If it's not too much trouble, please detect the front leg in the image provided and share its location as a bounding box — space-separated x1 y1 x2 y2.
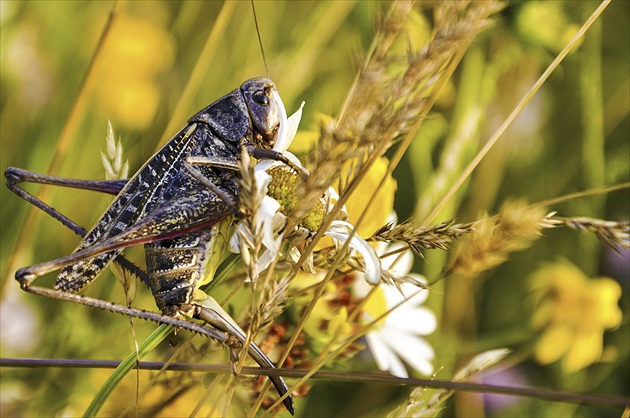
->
248 146 308 178
183 159 239 215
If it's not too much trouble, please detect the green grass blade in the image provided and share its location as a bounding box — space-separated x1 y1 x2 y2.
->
84 252 240 417
83 324 173 418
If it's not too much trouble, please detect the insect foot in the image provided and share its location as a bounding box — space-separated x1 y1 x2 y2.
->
15 268 36 286
188 302 296 415
4 167 20 186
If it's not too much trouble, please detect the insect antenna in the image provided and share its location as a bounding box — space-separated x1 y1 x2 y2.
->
250 0 269 78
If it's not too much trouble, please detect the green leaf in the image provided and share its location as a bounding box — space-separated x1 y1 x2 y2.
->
83 324 173 418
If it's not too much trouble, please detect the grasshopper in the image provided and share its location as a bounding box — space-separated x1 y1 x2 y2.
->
5 77 298 414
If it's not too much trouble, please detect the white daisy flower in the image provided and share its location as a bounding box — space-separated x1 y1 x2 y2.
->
231 92 383 285
353 244 436 378
229 95 304 275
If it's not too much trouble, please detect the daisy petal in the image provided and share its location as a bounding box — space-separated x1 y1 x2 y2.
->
388 307 437 335
384 330 435 375
365 332 391 370
380 243 414 274
271 89 289 153
366 332 409 378
325 221 382 284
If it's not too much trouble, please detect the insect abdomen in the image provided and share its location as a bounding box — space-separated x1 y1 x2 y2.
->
145 228 215 316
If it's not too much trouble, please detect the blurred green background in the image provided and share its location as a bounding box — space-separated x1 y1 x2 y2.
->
1 1 627 416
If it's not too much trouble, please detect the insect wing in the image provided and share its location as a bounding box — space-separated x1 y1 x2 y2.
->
55 123 201 292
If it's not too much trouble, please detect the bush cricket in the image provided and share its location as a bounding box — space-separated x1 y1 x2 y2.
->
6 77 297 415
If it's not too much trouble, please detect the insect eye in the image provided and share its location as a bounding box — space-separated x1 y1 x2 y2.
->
253 90 269 105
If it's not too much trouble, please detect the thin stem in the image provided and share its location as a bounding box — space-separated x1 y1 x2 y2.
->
2 358 626 409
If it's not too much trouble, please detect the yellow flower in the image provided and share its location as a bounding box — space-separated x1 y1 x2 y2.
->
288 112 396 242
95 15 175 130
529 261 622 373
291 273 357 354
516 1 581 53
344 156 397 238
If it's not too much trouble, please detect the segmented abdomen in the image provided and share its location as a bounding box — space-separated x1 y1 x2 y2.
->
145 227 216 317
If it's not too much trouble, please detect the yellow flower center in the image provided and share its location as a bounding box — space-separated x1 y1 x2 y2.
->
267 166 324 232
